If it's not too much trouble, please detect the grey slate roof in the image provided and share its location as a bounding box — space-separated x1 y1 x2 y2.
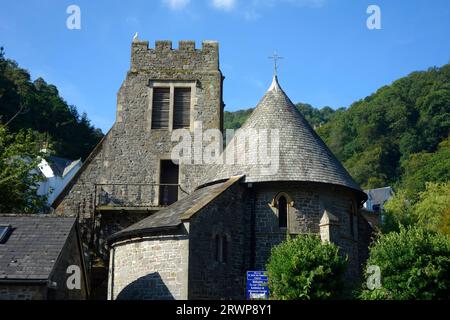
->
364 187 393 206
0 215 76 281
109 177 241 242
48 155 80 178
201 76 366 199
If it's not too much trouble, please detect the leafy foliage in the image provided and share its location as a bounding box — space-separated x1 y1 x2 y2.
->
0 48 103 160
266 235 347 300
384 182 450 235
317 64 450 189
399 137 450 201
381 189 414 232
223 109 254 130
383 181 450 235
224 63 450 190
295 103 339 129
0 125 48 213
223 103 337 131
360 227 450 300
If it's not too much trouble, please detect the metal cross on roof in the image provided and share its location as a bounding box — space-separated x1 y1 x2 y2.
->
269 52 283 76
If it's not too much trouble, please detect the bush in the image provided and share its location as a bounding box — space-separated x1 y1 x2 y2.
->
382 181 450 235
0 126 48 213
360 226 450 299
266 235 348 300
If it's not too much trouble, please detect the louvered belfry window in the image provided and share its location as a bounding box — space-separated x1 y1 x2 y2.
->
152 88 170 129
173 88 191 129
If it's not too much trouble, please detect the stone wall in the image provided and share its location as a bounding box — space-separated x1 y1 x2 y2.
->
55 40 223 214
53 40 223 265
254 182 319 270
186 180 366 298
108 229 189 300
188 182 249 299
107 179 370 300
0 284 46 300
48 224 88 300
252 181 361 283
322 191 360 284
357 210 375 274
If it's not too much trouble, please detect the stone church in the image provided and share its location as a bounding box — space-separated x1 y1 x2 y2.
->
52 39 372 300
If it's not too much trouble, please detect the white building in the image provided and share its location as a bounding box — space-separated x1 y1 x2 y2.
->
363 186 394 213
37 155 82 206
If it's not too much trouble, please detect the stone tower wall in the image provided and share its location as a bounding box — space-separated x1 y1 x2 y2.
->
108 229 189 300
252 182 362 282
53 40 223 264
187 182 249 299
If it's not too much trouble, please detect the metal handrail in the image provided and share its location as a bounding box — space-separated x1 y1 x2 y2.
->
94 183 186 208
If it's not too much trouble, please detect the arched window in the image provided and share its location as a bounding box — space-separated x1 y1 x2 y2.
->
278 196 288 229
272 192 292 230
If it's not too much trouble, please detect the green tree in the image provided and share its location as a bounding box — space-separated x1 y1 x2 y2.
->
413 182 450 234
266 235 347 300
0 49 103 161
360 227 450 300
0 125 48 213
223 103 336 130
383 182 450 235
223 109 254 130
400 137 450 200
318 63 450 189
382 189 414 233
295 103 337 128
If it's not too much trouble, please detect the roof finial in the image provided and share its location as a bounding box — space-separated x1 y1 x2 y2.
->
269 52 283 76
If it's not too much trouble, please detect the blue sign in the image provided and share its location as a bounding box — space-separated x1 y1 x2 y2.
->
246 271 269 300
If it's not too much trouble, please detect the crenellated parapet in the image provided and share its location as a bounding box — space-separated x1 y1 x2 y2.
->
130 40 219 73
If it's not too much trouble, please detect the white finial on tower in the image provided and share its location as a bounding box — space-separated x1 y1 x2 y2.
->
268 74 281 92
133 32 139 42
268 52 283 92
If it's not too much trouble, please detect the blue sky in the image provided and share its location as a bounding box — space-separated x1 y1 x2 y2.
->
1 0 449 132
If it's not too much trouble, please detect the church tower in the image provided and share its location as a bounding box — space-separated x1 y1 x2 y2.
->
118 39 224 194
52 39 224 295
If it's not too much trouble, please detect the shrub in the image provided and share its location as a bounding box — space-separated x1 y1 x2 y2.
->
382 181 450 235
360 226 450 299
266 235 347 300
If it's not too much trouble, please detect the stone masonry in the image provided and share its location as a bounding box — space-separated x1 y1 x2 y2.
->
52 39 372 299
53 40 224 267
251 181 361 281
188 180 249 299
108 230 189 300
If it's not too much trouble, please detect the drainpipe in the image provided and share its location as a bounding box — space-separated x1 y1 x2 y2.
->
107 245 115 300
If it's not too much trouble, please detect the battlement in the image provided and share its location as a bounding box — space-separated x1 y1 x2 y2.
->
130 40 220 73
132 40 218 51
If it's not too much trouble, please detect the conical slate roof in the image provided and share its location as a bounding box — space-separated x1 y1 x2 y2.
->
201 76 365 198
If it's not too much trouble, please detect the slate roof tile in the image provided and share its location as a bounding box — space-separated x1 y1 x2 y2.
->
200 76 366 200
109 177 241 242
0 215 76 281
